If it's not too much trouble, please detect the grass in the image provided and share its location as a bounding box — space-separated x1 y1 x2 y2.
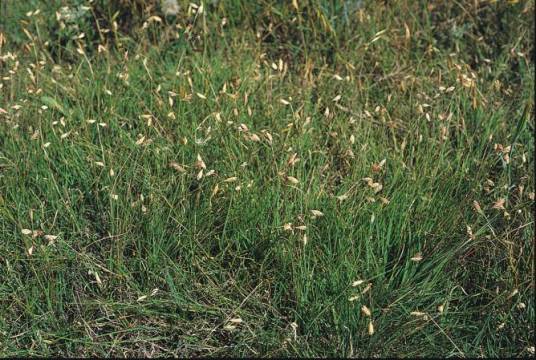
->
0 0 534 357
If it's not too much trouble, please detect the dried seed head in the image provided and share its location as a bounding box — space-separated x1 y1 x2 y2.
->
289 321 298 341
362 177 374 186
136 136 146 145
371 159 386 173
361 305 372 317
370 183 383 194
361 283 372 294
264 131 273 144
411 253 423 262
287 153 300 167
286 176 299 185
310 210 324 217
280 98 290 105
410 311 426 317
31 230 44 239
473 200 482 213
169 162 187 173
212 184 219 197
492 198 506 210
379 197 390 205
94 272 102 286
195 154 206 169
466 226 475 240
44 234 58 243
352 280 364 287
368 321 374 335
508 289 519 298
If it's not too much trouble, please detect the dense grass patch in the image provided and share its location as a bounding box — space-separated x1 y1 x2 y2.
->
0 0 534 357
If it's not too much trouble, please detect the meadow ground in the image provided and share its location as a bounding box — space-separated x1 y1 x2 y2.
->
0 0 534 357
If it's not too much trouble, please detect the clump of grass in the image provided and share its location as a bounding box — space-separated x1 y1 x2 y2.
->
0 0 534 357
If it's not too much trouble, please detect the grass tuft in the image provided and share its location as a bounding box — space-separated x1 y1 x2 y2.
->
0 0 534 357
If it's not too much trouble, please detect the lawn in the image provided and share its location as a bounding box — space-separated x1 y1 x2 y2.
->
0 0 534 357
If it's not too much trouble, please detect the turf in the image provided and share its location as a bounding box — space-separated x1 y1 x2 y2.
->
0 0 534 357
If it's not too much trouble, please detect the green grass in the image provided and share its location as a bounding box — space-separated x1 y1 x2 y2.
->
0 0 534 357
